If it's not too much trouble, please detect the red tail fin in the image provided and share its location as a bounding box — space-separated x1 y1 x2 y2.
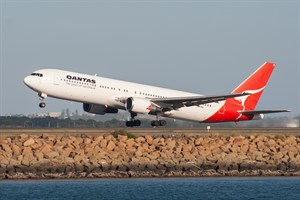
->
231 62 275 110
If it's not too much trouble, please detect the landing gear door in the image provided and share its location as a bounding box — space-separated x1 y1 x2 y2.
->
54 74 60 85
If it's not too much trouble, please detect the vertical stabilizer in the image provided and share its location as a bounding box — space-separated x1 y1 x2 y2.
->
231 62 275 110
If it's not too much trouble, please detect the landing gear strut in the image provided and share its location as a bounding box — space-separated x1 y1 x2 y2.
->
126 112 141 127
38 93 47 108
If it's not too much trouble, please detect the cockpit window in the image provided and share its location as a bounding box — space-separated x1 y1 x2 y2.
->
31 73 43 77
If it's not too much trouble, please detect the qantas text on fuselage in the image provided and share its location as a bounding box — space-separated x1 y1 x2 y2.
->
24 62 290 127
66 75 96 84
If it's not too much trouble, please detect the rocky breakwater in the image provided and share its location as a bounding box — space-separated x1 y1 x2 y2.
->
1 132 300 179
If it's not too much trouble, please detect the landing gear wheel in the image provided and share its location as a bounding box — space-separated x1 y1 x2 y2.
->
159 120 166 126
151 120 167 127
135 120 141 126
151 120 160 127
126 121 133 127
39 102 46 108
126 120 141 127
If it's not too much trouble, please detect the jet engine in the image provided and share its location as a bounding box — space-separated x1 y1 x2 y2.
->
125 97 157 114
83 103 118 115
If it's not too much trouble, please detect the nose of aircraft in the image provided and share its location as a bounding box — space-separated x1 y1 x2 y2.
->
23 76 32 87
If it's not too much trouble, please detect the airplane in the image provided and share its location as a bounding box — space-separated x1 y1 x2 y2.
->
24 62 290 127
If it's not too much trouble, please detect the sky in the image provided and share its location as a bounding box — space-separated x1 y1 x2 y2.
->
0 0 299 117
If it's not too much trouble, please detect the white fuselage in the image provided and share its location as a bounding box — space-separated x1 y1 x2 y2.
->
24 69 224 122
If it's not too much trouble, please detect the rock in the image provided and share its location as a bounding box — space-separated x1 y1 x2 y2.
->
93 135 104 142
22 147 32 155
126 138 136 145
106 141 116 151
21 156 31 167
212 147 222 156
164 139 176 150
65 165 75 174
182 144 193 153
135 137 145 143
1 143 12 153
145 136 153 145
40 144 52 154
288 162 300 170
6 166 16 176
104 134 114 141
146 151 160 160
277 163 287 171
100 139 107 149
220 143 231 153
19 134 29 140
117 134 128 142
45 151 60 159
285 136 297 146
0 158 10 166
31 142 43 150
1 133 299 179
84 138 92 144
9 158 21 166
135 149 143 157
194 137 203 146
34 151 44 161
217 161 229 171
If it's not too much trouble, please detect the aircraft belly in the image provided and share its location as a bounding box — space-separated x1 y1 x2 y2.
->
164 102 225 122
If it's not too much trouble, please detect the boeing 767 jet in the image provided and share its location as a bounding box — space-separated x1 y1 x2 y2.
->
24 62 290 127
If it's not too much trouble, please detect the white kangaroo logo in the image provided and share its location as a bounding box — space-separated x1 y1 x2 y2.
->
234 86 265 120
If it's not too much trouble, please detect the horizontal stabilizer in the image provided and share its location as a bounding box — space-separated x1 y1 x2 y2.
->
238 110 291 115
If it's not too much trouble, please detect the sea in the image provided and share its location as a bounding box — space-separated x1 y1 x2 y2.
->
0 177 300 200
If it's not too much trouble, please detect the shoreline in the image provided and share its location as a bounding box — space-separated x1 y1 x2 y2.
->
2 170 300 180
2 175 300 183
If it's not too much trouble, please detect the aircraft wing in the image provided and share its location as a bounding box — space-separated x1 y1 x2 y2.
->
238 110 291 115
150 92 249 110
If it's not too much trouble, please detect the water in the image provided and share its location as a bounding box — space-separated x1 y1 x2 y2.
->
1 178 300 200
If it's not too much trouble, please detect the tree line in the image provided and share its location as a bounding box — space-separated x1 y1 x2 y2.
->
0 115 299 128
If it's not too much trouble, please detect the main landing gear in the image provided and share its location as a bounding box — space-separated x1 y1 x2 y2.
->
38 93 47 108
151 119 166 127
126 112 141 127
125 112 167 127
151 114 166 127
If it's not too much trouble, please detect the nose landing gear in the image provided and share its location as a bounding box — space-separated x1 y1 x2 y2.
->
39 102 46 108
38 93 47 108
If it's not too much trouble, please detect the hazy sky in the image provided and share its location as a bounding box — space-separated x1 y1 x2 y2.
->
1 1 299 117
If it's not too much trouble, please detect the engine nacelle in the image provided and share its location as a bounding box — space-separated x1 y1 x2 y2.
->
83 103 118 115
125 97 156 114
